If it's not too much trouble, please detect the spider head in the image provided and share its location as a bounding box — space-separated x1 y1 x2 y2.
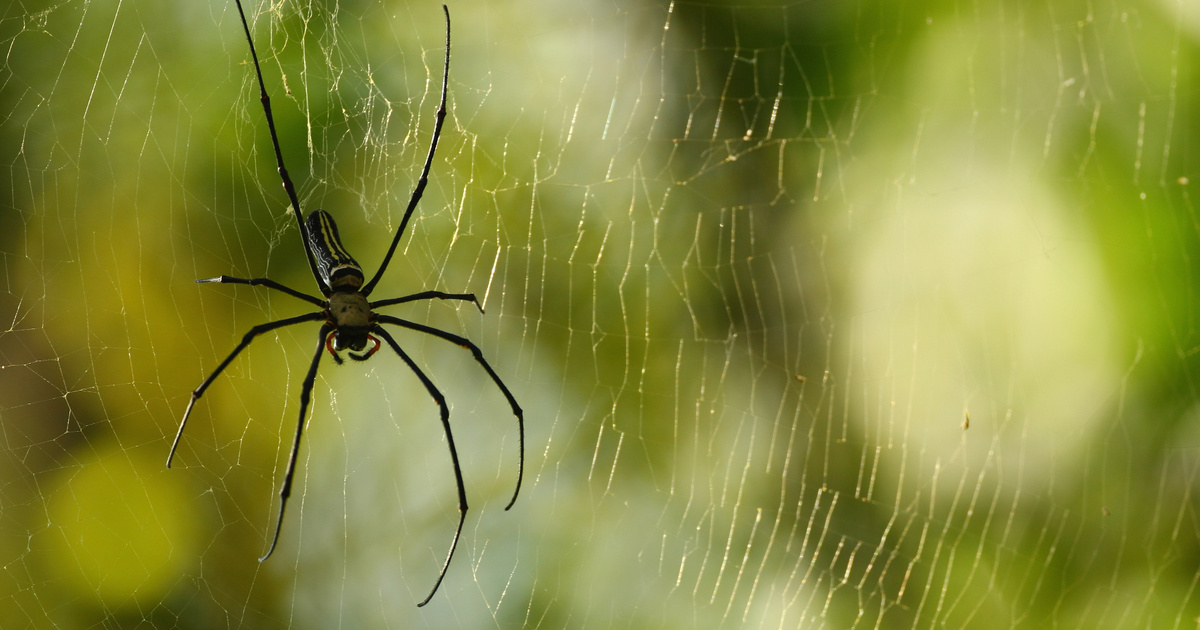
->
325 327 380 364
336 326 374 352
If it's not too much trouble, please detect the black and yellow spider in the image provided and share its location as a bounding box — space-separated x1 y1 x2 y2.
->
166 1 523 607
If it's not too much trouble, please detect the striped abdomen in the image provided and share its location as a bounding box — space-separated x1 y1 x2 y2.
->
305 210 364 291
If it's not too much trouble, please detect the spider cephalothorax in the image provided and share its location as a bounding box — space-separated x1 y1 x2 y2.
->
166 2 523 608
325 290 376 361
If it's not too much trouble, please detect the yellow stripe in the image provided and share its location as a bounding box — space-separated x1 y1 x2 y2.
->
313 211 357 268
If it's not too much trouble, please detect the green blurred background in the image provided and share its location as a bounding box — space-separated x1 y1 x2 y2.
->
1 0 1197 627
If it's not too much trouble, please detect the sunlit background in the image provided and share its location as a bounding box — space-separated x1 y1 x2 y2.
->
2 0 1198 627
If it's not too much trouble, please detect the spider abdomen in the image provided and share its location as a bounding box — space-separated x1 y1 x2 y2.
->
306 209 364 291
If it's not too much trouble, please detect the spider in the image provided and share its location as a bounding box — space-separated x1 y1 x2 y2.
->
166 1 523 607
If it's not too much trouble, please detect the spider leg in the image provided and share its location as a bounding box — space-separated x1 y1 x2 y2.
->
371 291 483 313
197 275 326 308
260 322 333 562
375 314 523 510
232 0 329 296
167 311 326 468
373 325 466 607
362 5 451 297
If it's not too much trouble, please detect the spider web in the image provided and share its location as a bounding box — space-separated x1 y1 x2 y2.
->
1 0 1198 627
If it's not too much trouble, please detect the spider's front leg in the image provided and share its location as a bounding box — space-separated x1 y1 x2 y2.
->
260 322 334 561
372 325 466 607
375 314 525 510
167 311 325 468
